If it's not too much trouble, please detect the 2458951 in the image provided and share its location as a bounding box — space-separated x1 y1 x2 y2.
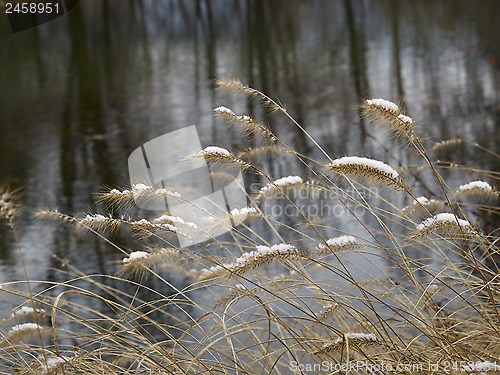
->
5 2 60 14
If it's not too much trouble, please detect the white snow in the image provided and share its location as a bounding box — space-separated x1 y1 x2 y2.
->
402 196 438 211
154 189 181 198
230 207 257 217
329 156 399 179
153 215 197 228
416 197 433 204
8 323 43 334
132 183 152 192
345 332 377 340
397 114 413 124
12 306 45 317
426 283 440 294
237 114 251 121
117 187 180 197
214 106 235 116
83 214 108 222
260 176 303 193
202 146 231 157
317 235 358 250
200 243 298 277
329 333 378 346
459 181 493 191
131 219 177 232
109 188 131 195
123 251 149 263
416 213 471 231
131 219 150 225
40 355 75 372
366 98 399 113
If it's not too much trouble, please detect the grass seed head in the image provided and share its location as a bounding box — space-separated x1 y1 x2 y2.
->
328 156 407 191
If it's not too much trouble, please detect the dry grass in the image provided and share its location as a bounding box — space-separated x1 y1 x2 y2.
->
1 82 499 374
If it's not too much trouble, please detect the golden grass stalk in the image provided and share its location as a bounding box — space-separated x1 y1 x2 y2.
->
315 333 379 354
187 146 252 169
237 144 287 161
401 196 444 217
122 248 180 278
214 105 278 144
327 156 407 191
78 213 120 232
213 284 250 309
10 306 46 321
216 80 280 112
412 212 476 239
315 235 365 256
0 323 51 347
99 185 182 210
361 98 416 140
199 243 303 280
129 219 177 234
257 175 305 200
0 186 17 222
315 303 339 322
455 181 499 204
432 138 463 155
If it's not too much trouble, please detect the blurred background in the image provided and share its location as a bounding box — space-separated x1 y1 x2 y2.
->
0 0 499 319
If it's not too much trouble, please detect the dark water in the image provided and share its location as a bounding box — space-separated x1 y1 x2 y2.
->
0 0 499 319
